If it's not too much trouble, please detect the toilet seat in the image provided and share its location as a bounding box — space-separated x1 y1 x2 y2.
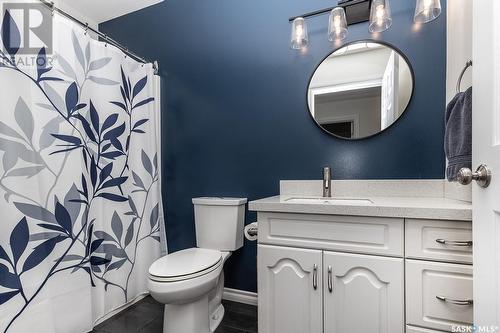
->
149 248 223 283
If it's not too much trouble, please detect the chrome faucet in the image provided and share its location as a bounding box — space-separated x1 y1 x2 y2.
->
323 167 332 198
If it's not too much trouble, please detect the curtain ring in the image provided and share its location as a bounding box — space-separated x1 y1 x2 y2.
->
84 23 89 35
104 34 108 47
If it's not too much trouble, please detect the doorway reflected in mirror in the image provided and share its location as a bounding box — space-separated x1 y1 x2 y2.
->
308 40 414 140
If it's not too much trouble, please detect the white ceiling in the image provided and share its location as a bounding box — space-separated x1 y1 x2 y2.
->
57 0 164 24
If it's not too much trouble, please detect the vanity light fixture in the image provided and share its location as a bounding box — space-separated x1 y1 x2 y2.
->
414 0 441 23
328 7 348 41
290 17 309 49
289 0 442 50
368 0 392 33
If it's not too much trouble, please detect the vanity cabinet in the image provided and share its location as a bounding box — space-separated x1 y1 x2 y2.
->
258 244 404 333
256 212 473 333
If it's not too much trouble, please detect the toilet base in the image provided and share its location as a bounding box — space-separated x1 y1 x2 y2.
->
164 295 209 333
209 304 225 333
162 296 225 333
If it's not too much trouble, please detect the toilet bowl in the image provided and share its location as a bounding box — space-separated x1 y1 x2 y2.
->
148 197 247 333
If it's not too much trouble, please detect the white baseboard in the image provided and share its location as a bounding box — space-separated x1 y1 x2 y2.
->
223 288 258 306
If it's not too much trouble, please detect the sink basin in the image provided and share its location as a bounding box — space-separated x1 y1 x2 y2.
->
285 197 373 205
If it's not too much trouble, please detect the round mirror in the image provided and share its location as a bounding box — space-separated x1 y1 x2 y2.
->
307 40 414 140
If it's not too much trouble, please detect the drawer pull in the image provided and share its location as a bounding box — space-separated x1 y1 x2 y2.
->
327 266 333 293
435 239 473 247
436 295 473 305
313 264 318 290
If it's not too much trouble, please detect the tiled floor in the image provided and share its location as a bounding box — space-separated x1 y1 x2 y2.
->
91 296 257 333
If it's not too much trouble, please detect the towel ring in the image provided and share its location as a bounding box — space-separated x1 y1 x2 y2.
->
456 60 472 94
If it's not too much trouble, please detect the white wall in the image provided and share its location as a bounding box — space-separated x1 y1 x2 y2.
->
447 0 472 102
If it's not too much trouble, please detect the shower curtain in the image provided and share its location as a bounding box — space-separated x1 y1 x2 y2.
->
0 11 166 333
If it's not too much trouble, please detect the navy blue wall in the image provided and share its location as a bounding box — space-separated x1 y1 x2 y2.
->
101 0 446 293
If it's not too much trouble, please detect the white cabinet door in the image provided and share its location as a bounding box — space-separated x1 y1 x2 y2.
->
323 251 404 333
258 244 323 333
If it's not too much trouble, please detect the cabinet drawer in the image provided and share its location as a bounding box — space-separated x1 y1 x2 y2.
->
258 212 404 257
406 260 473 332
406 325 442 333
406 219 472 264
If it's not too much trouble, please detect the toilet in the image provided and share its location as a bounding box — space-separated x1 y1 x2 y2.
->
148 197 247 333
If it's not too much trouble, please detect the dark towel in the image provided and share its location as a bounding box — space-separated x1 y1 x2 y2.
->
445 87 472 181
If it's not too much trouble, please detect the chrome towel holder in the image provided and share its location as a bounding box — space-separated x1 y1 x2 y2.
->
456 60 473 94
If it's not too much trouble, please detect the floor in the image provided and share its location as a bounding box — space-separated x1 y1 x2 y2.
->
91 296 258 333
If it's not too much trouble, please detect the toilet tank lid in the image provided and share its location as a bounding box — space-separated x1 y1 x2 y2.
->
192 197 247 206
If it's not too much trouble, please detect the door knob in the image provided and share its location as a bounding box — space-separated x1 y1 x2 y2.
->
457 164 491 188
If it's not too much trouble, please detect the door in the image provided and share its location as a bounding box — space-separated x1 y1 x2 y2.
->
381 51 399 129
472 0 500 326
323 251 404 333
258 245 323 333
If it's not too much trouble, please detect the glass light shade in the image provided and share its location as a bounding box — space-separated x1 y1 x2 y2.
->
369 0 392 33
414 0 441 23
328 7 348 41
290 17 308 50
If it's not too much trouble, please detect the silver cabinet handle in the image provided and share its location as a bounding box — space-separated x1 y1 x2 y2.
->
312 264 318 290
436 239 473 247
327 266 333 293
436 296 473 306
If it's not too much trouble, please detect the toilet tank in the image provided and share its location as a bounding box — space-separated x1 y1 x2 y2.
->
192 197 247 251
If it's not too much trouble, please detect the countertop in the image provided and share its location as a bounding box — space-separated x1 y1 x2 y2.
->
248 195 472 221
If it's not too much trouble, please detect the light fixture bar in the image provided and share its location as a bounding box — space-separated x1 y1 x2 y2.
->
289 0 371 24
289 6 336 23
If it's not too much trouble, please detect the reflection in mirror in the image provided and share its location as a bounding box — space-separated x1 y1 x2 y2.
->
307 41 414 139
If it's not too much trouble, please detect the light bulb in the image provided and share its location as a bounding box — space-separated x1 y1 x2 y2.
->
376 5 385 25
328 7 348 41
369 0 392 33
290 17 308 50
414 0 441 23
334 17 341 29
424 0 432 11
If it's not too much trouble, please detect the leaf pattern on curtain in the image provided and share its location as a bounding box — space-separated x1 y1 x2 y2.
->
0 12 162 333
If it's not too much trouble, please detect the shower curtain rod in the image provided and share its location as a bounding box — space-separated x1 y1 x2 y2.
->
39 0 159 74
